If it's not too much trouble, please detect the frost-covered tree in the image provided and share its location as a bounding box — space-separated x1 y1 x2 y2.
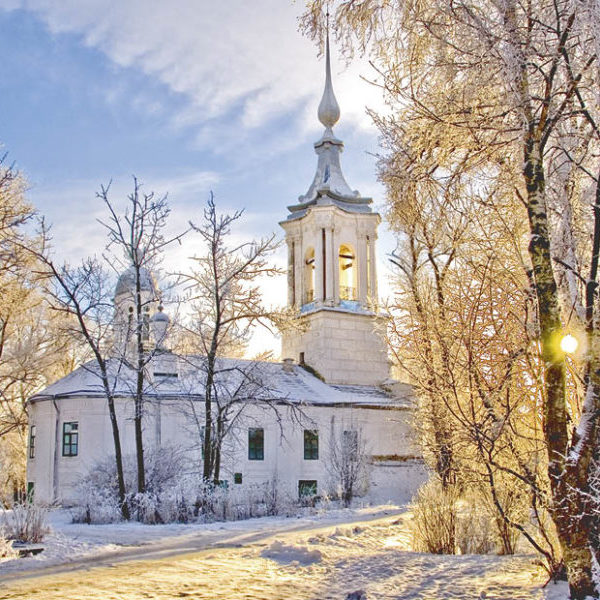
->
96 178 185 495
0 157 76 504
180 195 293 484
326 418 369 506
302 1 600 596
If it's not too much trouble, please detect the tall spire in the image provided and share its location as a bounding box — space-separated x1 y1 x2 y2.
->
284 11 373 217
317 19 340 135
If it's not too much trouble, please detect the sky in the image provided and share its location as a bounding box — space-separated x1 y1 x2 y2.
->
0 0 396 356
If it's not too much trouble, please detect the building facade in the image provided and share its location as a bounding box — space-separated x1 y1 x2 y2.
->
26 37 426 508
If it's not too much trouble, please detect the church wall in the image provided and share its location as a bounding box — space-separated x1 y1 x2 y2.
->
27 394 424 506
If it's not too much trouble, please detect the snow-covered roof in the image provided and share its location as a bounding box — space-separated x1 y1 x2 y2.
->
29 356 412 409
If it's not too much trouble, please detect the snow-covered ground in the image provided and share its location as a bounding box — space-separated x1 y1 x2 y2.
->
0 506 570 599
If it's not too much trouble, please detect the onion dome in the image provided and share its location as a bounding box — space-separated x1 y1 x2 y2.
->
114 266 158 299
285 26 373 220
150 305 170 348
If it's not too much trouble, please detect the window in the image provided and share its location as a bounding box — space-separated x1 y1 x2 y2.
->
62 422 79 457
248 428 264 460
29 425 36 459
27 482 34 502
200 425 205 459
234 472 243 484
304 247 315 304
339 244 357 300
298 480 317 498
304 430 319 460
142 307 151 342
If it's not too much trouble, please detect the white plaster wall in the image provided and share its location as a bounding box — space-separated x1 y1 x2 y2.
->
27 396 423 506
282 309 390 385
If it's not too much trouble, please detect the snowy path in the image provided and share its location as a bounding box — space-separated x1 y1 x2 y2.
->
0 509 562 599
0 507 405 582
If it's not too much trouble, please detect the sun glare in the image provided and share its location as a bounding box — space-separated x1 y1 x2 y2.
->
560 334 578 354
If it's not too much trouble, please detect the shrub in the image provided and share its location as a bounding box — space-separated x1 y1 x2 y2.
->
410 479 458 554
455 498 495 555
485 486 526 555
0 533 17 561
72 447 189 524
1 503 49 543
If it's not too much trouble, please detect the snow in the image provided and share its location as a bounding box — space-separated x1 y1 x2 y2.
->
260 540 323 565
0 506 569 599
0 505 402 575
31 356 408 408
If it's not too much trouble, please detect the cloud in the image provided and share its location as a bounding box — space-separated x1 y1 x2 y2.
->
28 169 219 264
1 0 385 146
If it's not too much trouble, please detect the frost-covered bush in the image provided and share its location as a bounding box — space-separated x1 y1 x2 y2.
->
73 447 191 524
74 452 320 525
0 533 17 561
455 498 495 555
410 479 458 554
71 478 123 524
193 478 296 522
1 503 49 543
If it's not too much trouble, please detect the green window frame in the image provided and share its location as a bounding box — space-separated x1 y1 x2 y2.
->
298 480 317 498
29 425 36 459
248 428 264 460
62 421 79 457
303 429 319 460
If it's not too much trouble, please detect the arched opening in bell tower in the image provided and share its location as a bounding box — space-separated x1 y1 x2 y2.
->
304 247 315 304
338 244 357 301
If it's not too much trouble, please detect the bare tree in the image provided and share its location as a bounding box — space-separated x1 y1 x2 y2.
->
326 417 369 507
31 253 131 519
97 178 186 494
181 195 291 484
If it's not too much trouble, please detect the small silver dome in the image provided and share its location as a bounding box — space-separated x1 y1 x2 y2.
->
151 307 170 323
114 266 158 298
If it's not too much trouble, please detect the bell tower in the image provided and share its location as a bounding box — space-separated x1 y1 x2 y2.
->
280 32 389 386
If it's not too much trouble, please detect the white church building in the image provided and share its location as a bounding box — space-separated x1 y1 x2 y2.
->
26 39 426 507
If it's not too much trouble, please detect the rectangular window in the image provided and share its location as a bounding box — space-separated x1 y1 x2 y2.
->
27 482 34 502
62 421 79 457
234 472 243 484
303 429 319 460
29 425 36 459
298 480 317 499
248 428 264 460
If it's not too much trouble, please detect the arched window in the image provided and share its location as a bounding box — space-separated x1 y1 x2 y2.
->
127 306 134 333
142 307 151 342
304 247 315 304
339 244 357 300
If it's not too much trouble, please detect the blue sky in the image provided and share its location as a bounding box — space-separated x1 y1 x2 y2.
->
0 0 395 355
